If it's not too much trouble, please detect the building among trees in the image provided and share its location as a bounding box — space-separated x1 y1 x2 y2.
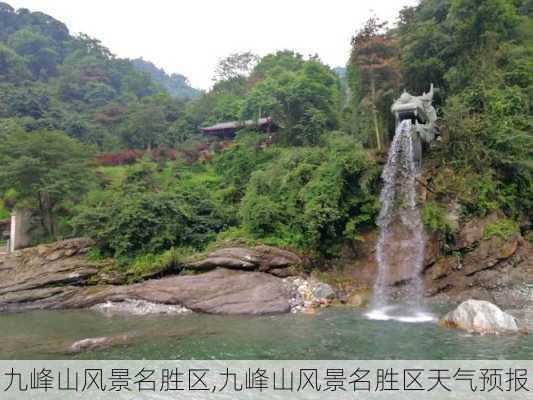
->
200 117 276 139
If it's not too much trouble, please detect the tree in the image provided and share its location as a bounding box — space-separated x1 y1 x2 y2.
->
0 130 91 238
0 43 30 81
7 28 59 78
119 93 182 149
251 50 305 80
242 57 340 145
213 51 258 82
349 17 400 150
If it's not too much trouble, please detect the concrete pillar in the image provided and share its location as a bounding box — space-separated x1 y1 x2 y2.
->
9 213 15 252
9 209 32 252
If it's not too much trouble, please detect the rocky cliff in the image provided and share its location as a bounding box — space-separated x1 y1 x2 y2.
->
336 213 532 310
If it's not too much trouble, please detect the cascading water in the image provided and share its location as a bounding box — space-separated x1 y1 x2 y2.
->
366 119 435 323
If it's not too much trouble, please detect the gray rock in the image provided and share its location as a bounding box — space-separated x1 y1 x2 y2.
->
439 299 520 334
0 239 296 315
69 335 132 353
190 256 257 270
451 213 499 250
312 283 336 300
462 235 519 276
186 245 302 273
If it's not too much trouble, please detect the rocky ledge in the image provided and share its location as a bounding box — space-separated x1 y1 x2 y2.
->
0 239 335 315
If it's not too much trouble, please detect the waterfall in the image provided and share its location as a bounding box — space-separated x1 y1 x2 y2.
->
366 120 434 323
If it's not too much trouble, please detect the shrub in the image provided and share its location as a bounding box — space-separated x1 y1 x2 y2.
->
483 219 519 241
421 201 455 233
237 132 379 255
72 162 228 258
125 247 189 282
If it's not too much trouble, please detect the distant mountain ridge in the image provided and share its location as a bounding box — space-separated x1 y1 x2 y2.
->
132 58 200 100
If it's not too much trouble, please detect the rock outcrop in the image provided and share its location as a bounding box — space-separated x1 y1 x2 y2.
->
186 245 302 277
70 269 293 315
423 216 531 307
0 239 298 315
0 238 102 310
334 214 532 309
439 299 520 334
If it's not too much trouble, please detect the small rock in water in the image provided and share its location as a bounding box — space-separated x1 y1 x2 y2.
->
69 335 129 352
439 299 520 335
91 299 190 316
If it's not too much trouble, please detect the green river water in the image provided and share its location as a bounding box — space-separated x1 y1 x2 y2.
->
1 307 531 359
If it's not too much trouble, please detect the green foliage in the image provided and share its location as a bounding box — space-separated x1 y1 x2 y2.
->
421 201 455 233
213 51 258 82
7 28 59 78
243 57 340 145
131 58 200 100
124 247 189 282
0 199 9 220
400 0 532 220
0 130 92 238
238 133 379 255
0 6 190 150
483 218 519 240
214 132 277 196
72 161 228 259
0 43 29 81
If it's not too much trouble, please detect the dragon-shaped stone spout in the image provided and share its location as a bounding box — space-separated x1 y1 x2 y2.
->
391 84 437 144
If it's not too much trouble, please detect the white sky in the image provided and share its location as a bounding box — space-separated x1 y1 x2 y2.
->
7 0 418 89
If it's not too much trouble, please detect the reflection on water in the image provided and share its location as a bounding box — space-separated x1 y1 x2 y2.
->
0 307 531 360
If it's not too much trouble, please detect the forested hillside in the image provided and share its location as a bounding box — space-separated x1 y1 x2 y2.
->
0 2 192 149
0 0 530 275
132 58 200 100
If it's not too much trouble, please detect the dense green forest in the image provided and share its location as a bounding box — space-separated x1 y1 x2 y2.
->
0 0 531 273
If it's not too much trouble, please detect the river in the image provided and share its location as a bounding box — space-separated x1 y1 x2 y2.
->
1 307 531 359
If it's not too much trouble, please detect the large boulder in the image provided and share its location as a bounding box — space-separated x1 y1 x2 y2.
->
186 245 302 273
69 269 292 315
0 240 295 315
439 299 520 334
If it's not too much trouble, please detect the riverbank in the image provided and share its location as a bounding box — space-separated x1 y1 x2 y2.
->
1 211 531 318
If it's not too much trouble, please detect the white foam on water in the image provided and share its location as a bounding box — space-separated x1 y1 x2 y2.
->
365 306 437 323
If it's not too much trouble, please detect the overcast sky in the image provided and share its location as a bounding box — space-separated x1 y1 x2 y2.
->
8 0 418 89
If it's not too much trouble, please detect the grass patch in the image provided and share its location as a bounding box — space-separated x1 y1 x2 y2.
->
483 219 519 241
124 247 195 282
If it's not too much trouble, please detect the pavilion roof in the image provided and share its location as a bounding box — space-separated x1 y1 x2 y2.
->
200 117 273 133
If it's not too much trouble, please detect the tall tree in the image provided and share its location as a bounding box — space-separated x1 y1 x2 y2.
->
349 17 400 150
